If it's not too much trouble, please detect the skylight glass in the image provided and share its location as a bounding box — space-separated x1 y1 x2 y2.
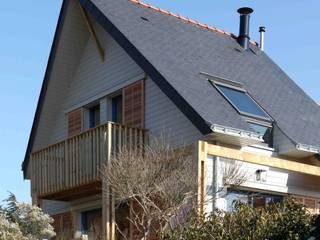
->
216 85 270 119
248 122 273 146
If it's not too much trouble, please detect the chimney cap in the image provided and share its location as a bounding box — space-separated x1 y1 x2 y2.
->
259 26 266 32
237 7 253 15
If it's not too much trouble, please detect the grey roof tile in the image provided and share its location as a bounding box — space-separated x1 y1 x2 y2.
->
87 0 320 147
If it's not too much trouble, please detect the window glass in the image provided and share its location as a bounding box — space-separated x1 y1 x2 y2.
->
89 105 100 128
248 122 273 146
81 209 102 239
216 85 269 119
112 95 123 123
226 190 283 211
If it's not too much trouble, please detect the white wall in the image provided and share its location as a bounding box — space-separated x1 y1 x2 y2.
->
205 154 320 213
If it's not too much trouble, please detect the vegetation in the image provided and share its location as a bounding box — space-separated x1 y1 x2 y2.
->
102 135 248 240
0 193 55 240
160 198 315 240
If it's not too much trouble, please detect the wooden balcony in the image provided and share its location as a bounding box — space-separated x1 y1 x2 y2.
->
30 122 148 200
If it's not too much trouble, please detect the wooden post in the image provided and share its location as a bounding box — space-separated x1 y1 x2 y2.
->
79 3 105 61
196 141 207 215
102 122 114 240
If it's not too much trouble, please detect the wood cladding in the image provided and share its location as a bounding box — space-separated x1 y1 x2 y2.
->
30 122 148 198
123 80 144 128
293 196 319 214
52 212 73 237
68 108 82 137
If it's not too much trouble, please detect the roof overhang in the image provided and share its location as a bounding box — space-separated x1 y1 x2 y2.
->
278 143 320 158
208 124 264 147
22 0 69 179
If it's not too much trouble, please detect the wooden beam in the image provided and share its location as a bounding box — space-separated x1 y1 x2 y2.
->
79 3 105 61
196 141 207 215
207 144 320 177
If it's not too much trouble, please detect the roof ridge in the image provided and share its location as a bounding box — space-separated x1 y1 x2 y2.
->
129 0 258 46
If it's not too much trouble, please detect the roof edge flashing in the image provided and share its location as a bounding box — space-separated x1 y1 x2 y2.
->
211 124 263 141
296 143 320 154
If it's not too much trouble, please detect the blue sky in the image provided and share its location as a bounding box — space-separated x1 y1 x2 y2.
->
0 0 319 203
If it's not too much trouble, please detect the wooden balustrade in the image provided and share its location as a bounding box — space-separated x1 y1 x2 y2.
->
30 122 148 198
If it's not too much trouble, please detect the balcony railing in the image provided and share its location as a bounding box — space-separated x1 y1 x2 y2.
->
30 122 148 198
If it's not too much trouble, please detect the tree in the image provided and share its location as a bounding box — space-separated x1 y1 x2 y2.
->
0 193 56 240
102 136 248 240
160 198 314 240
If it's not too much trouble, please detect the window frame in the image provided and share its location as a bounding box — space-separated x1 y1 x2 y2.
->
212 82 272 122
88 104 100 129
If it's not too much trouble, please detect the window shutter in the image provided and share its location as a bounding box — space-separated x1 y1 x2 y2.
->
305 198 317 214
52 212 73 236
293 196 318 214
68 108 82 137
122 80 144 128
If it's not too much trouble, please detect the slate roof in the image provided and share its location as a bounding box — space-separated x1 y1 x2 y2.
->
23 0 320 174
82 0 320 147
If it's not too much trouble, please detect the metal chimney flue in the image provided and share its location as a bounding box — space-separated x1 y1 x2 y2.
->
259 26 266 51
237 7 253 50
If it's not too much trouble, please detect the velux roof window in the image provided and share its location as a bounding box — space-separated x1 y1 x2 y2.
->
208 76 274 147
215 84 270 120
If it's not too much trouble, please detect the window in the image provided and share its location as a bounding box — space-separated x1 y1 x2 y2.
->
81 209 102 239
211 81 274 146
226 190 283 211
89 105 100 128
112 95 123 123
215 84 270 120
248 122 273 145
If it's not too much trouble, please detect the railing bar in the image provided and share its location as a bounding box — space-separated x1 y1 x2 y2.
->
134 129 138 152
52 147 55 193
86 132 89 183
58 144 62 190
139 130 143 156
79 135 83 185
92 129 96 181
85 132 89 183
65 140 68 190
129 128 132 151
44 149 48 195
119 125 122 151
71 138 74 188
36 154 39 195
88 132 91 183
39 153 41 195
92 129 95 180
75 137 77 187
76 136 80 186
53 147 56 192
57 145 59 191
112 124 116 157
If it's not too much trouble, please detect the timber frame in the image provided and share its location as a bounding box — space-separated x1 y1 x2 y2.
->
30 122 148 240
196 140 320 213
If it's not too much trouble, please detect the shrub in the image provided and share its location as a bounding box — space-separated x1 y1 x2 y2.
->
0 193 56 240
160 198 314 240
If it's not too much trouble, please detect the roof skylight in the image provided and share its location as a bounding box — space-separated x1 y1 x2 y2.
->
215 84 270 120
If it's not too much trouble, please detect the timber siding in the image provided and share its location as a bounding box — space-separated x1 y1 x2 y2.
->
32 0 89 152
32 2 202 154
145 76 203 146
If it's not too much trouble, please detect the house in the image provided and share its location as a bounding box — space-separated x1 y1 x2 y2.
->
22 0 320 239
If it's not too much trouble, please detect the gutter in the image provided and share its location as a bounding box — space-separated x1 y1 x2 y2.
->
210 124 264 142
296 143 320 154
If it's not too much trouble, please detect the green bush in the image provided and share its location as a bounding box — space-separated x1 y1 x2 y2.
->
160 198 314 240
0 193 55 240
